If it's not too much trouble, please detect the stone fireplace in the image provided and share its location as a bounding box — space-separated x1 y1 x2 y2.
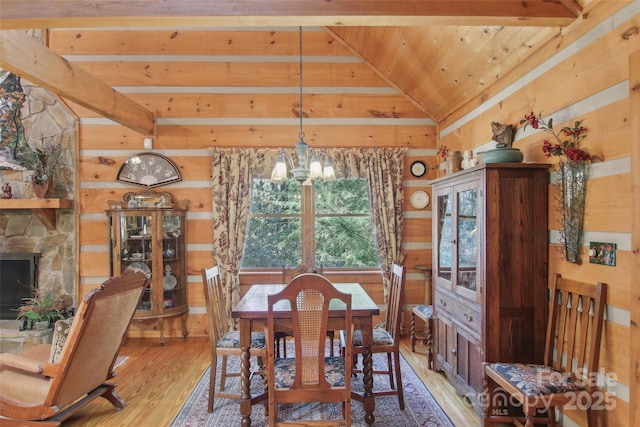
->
0 252 55 354
0 252 40 320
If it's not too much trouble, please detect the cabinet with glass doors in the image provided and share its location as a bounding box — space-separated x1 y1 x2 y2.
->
430 163 549 415
107 189 189 345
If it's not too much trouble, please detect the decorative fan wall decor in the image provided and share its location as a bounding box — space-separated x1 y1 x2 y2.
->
117 152 181 188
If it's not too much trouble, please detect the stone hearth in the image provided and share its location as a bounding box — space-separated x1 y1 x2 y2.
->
0 319 53 354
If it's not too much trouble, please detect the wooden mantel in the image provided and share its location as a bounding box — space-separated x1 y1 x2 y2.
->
0 198 73 230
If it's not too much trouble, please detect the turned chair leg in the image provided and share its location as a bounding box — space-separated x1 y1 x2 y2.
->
410 312 417 352
426 317 434 370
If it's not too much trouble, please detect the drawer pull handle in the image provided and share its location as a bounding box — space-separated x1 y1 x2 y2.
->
464 312 473 322
440 299 447 307
451 348 457 355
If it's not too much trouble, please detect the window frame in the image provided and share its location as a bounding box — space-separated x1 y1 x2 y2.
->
241 178 379 272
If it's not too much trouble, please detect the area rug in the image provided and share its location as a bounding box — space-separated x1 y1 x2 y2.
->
171 352 454 427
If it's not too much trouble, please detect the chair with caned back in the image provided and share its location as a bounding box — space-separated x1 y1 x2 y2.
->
341 261 406 409
201 265 267 413
275 264 334 358
483 274 607 427
0 271 148 426
265 273 354 426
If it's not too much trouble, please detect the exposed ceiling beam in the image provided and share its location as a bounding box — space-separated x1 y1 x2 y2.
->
557 0 585 17
0 30 156 136
0 0 581 29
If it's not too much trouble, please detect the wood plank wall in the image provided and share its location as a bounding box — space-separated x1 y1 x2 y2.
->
48 27 436 339
629 48 640 427
438 2 639 426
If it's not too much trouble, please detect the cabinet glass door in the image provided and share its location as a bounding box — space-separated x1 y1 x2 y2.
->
160 213 186 312
455 185 478 294
119 212 153 312
437 193 453 282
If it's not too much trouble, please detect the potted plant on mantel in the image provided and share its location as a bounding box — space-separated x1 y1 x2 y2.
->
16 288 71 331
18 138 67 198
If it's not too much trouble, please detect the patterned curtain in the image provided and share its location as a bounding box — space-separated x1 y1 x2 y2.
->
210 147 406 317
331 148 406 295
210 148 269 324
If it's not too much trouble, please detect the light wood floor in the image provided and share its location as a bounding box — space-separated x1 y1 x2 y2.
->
62 336 479 426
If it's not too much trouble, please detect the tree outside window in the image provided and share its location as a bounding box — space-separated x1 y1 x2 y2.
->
241 178 379 269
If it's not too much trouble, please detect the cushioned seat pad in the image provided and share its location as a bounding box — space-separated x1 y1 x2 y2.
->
352 328 393 346
272 356 346 388
488 363 585 395
412 304 434 319
217 331 266 349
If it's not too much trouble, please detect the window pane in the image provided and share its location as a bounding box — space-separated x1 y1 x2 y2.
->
242 177 378 269
315 216 379 267
242 217 301 267
250 179 301 214
315 179 369 214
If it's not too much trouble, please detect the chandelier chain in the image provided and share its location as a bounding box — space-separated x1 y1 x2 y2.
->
298 26 304 141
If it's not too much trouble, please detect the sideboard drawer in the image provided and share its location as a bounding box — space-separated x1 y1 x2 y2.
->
435 289 482 335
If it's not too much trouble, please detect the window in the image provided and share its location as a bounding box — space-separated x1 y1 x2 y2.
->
241 178 379 269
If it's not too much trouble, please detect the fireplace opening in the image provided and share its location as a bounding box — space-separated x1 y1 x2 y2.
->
0 253 40 320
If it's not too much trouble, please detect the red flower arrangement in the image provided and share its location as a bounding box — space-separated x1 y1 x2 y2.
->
520 112 590 162
436 144 448 160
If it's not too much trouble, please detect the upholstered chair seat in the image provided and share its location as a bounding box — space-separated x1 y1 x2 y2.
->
272 357 346 388
217 331 266 349
487 363 586 395
352 328 394 346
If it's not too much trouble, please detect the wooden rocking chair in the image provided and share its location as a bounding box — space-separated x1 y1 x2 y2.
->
0 271 149 426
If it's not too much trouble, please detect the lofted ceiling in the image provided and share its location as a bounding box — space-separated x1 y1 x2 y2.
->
0 0 588 134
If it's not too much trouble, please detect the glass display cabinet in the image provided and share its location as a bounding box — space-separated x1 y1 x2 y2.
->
434 179 481 302
107 189 189 345
430 163 550 415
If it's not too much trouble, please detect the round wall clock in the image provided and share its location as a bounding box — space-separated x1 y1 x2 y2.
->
410 160 428 178
410 190 430 209
116 152 182 188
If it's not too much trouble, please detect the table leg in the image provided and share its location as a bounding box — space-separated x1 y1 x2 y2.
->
361 345 375 425
239 319 252 427
360 317 376 425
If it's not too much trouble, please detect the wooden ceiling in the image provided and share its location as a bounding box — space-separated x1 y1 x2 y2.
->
0 0 587 133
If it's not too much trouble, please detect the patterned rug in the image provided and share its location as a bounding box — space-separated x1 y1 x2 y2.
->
171 352 454 427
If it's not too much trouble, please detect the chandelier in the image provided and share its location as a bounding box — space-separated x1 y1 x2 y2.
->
271 26 336 185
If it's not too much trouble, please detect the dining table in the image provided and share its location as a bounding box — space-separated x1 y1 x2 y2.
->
231 282 380 427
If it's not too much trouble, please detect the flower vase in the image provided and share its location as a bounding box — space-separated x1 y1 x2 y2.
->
45 177 56 197
32 181 49 199
445 151 462 174
558 159 588 264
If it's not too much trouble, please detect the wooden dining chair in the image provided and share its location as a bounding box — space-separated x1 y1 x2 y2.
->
341 261 406 409
201 265 267 413
483 274 607 427
275 265 334 358
266 273 354 426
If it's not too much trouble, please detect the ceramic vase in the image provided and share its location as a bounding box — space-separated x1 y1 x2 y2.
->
45 177 56 197
32 181 49 199
445 151 462 174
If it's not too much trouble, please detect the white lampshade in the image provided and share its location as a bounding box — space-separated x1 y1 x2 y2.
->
271 151 288 183
309 152 323 180
323 165 336 181
323 157 336 181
